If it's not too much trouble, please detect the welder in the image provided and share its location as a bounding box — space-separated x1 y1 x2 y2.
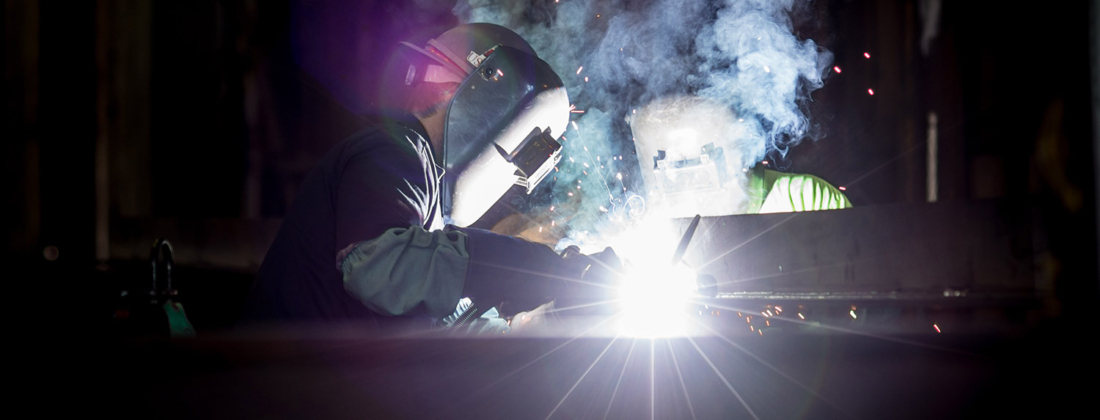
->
630 95 851 217
240 24 620 330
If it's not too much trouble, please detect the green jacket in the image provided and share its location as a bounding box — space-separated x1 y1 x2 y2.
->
746 166 852 214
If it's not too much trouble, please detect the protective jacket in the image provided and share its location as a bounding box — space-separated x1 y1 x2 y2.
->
241 116 588 327
746 166 853 213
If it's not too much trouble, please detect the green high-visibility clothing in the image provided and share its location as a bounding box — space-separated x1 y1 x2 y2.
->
746 166 852 214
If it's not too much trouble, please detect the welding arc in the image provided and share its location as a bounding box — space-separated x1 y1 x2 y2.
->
671 214 702 265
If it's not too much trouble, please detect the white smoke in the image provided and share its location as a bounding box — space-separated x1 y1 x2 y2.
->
453 0 832 250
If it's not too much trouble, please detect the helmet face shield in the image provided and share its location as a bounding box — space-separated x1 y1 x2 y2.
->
441 46 569 226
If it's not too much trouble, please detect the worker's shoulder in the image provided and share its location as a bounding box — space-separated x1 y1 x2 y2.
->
334 118 427 162
763 169 839 191
762 169 852 209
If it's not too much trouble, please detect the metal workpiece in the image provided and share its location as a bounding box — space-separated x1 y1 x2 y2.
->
674 200 1042 302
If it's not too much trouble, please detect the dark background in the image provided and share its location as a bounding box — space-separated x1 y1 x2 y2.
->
4 0 1098 417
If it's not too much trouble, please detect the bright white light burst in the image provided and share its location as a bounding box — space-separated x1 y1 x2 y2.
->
606 217 699 337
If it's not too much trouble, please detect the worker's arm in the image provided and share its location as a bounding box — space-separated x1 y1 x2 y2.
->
333 133 608 318
338 225 610 318
339 226 469 318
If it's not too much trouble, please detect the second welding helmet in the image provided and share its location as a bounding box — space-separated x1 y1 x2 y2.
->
400 23 570 227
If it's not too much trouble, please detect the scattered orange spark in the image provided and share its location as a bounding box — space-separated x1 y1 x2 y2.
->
798 313 805 320
864 52 871 59
576 66 583 75
834 66 842 73
570 109 585 114
584 76 589 82
868 88 875 96
839 186 847 191
933 324 941 333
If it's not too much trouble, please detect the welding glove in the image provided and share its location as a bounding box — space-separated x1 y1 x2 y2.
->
452 227 622 316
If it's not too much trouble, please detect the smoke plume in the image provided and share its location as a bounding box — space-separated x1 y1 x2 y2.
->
453 0 832 250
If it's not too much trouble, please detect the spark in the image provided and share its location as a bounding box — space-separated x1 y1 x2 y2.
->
849 310 857 319
798 313 805 319
833 66 842 73
868 88 875 96
576 66 583 75
765 320 770 326
583 170 588 176
616 173 623 180
550 206 555 211
839 186 847 191
571 109 586 114
545 336 621 420
864 52 871 58
568 192 574 196
569 157 574 163
934 324 942 333
539 226 543 233
599 206 608 212
686 337 760 419
596 14 601 18
687 318 855 417
551 220 556 227
583 146 588 152
758 329 763 336
584 76 589 82
571 121 578 131
583 162 590 168
554 167 559 172
577 185 581 190
762 160 769 165
764 66 771 73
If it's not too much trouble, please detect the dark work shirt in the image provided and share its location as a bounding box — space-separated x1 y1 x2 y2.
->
240 116 438 323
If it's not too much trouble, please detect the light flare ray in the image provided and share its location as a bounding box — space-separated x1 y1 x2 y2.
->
546 335 622 419
687 336 760 420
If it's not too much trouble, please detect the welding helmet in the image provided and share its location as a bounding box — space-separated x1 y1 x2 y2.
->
399 23 570 227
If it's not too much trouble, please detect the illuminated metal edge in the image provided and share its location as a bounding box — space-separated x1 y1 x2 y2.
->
708 290 1036 302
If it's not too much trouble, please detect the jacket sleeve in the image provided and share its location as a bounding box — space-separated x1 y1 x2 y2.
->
339 225 605 319
759 173 853 213
339 226 469 318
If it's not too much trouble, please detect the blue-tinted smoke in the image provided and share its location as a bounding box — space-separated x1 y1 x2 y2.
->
453 0 831 249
